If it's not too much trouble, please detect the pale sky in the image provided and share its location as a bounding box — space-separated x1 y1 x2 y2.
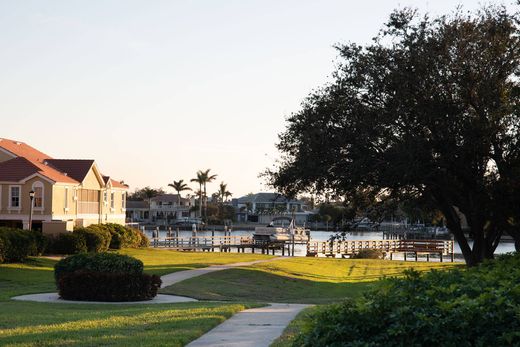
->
0 0 508 197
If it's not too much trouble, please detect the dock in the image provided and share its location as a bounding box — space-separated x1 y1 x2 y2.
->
306 239 455 261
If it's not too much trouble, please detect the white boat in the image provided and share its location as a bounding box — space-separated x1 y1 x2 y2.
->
253 217 309 242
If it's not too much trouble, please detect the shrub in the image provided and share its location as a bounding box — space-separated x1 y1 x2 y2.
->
83 224 112 250
351 249 384 259
137 229 150 247
54 252 144 282
47 233 87 255
104 223 147 249
295 252 520 346
0 237 5 263
74 228 109 253
0 227 47 262
58 271 161 301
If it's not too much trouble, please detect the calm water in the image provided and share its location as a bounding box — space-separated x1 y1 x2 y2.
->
145 229 516 258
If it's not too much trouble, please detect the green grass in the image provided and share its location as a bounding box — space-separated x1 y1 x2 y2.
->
270 306 318 347
0 249 271 346
162 257 460 304
120 248 273 276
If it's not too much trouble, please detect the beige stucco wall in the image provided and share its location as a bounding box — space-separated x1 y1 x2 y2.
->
81 167 103 190
0 177 53 216
51 185 77 218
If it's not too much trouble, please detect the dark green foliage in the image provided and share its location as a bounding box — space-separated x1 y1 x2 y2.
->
351 249 383 259
0 227 46 263
73 227 109 253
105 223 142 249
267 5 520 265
58 271 162 301
295 252 520 346
47 233 87 255
54 252 144 283
82 224 112 250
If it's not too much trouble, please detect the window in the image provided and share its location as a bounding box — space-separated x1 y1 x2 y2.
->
110 191 115 209
122 192 126 209
32 181 44 209
64 187 69 211
9 186 20 208
103 191 108 205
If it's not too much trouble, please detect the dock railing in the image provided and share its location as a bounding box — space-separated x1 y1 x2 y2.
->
306 239 454 261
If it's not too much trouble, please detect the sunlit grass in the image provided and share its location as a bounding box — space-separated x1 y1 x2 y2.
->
163 257 461 304
0 249 272 346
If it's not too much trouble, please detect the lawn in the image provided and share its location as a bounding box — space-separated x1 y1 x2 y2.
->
162 257 460 304
0 249 271 347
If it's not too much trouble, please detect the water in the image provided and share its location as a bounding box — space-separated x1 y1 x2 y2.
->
144 229 516 258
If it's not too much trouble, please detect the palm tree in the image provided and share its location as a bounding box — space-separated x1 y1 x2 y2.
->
168 180 191 206
168 180 192 219
190 173 204 218
193 169 217 220
141 186 160 222
217 182 232 203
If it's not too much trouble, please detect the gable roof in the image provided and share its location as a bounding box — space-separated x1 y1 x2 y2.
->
0 157 78 184
45 159 94 183
0 138 126 187
237 192 302 204
0 138 52 163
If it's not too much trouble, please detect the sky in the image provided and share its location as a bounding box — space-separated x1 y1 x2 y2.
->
0 0 510 197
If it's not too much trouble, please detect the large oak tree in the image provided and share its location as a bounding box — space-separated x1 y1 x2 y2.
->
268 6 520 266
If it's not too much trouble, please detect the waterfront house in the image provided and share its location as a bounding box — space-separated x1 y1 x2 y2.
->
233 192 309 224
0 138 128 234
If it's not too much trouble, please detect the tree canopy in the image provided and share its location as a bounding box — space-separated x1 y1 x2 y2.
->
267 5 520 266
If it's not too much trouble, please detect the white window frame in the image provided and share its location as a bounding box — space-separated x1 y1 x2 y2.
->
110 191 115 210
64 187 69 212
103 191 108 206
8 185 22 210
122 192 126 210
31 181 44 210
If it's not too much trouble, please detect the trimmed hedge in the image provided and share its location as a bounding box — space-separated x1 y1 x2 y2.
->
54 252 144 282
74 227 110 253
58 271 162 301
47 233 87 255
55 253 160 302
295 252 520 346
0 227 47 263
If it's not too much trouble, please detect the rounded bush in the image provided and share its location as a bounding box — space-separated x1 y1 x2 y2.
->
54 252 144 282
48 233 87 255
83 225 112 250
0 227 46 262
58 271 161 301
74 228 109 253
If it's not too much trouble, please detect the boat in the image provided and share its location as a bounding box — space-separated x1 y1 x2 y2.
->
253 216 309 243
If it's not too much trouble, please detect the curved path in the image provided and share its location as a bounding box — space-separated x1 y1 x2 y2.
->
161 257 310 347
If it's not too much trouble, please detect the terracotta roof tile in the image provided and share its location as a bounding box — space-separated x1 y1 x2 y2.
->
0 138 52 163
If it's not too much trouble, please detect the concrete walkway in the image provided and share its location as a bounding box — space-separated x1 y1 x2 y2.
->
161 257 283 286
187 303 309 347
161 257 309 347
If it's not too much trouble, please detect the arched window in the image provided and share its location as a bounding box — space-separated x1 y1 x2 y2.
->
32 181 44 209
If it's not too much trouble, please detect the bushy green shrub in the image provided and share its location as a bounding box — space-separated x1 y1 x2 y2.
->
47 233 87 255
83 224 112 250
0 237 5 263
351 249 384 259
104 223 146 249
74 227 109 253
58 271 161 301
295 252 520 346
54 252 144 282
0 227 46 262
55 252 158 302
